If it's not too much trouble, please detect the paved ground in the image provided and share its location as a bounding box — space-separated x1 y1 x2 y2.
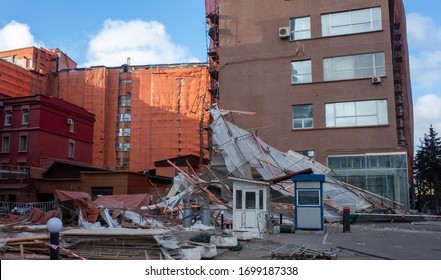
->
176 221 441 260
1 221 440 260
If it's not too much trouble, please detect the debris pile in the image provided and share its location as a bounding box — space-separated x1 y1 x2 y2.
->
270 243 338 260
0 234 50 260
60 228 179 260
0 107 417 260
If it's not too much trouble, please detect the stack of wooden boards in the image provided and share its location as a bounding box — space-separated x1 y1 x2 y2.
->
60 228 179 260
0 234 50 260
0 227 182 260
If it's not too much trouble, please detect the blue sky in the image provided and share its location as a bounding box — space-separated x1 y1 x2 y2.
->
1 0 441 150
0 0 208 65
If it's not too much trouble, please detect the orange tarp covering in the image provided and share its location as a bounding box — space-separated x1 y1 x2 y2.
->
0 59 46 97
54 190 92 202
74 198 101 223
93 194 150 210
55 190 151 216
0 208 60 225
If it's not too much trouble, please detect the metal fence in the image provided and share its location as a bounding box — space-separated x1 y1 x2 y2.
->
0 201 57 216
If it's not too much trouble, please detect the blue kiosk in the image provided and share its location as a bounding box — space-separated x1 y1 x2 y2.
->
292 174 325 231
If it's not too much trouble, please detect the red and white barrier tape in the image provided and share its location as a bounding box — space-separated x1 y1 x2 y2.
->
49 244 87 260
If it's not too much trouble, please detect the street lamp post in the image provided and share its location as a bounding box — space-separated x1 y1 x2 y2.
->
47 217 63 260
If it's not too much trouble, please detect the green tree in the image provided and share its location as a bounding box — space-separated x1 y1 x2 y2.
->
413 125 441 213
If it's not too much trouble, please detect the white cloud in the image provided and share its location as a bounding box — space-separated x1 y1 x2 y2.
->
406 13 441 51
410 51 441 90
0 20 43 51
407 13 441 92
413 94 441 146
84 19 198 67
406 13 441 150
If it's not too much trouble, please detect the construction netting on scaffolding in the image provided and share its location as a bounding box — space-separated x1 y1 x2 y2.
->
0 59 47 97
55 65 210 171
208 107 388 221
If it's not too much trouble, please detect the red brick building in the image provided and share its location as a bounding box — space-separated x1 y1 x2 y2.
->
1 47 211 172
0 94 95 202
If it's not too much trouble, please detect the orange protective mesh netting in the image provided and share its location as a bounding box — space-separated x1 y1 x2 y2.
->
0 60 47 97
54 65 210 171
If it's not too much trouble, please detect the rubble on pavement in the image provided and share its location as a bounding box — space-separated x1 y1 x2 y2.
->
1 107 435 260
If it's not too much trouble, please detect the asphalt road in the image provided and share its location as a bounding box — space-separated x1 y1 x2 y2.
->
207 221 441 260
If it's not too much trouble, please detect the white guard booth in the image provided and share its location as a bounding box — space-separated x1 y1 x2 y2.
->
230 177 270 232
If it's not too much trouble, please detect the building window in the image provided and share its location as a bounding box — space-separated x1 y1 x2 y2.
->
290 16 311 40
235 190 242 209
123 143 130 151
328 153 408 209
296 150 315 159
324 52 385 81
117 113 131 122
1 56 13 63
117 128 131 136
4 109 12 126
325 99 388 127
259 189 264 209
21 107 30 125
292 104 313 129
291 60 312 84
116 143 130 151
26 58 33 69
245 192 256 209
322 7 382 37
297 190 321 206
68 140 75 159
19 135 28 152
1 136 10 153
119 96 131 107
116 158 130 170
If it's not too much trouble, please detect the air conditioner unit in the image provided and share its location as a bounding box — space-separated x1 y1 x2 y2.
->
371 76 382 84
66 118 74 125
279 27 290 38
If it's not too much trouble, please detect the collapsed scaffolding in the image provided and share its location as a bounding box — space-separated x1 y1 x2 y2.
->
57 106 398 231
0 107 435 260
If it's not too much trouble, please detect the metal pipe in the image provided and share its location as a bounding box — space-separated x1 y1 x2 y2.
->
343 207 351 233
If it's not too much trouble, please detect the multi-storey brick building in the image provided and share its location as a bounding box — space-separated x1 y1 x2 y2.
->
1 47 211 173
208 0 413 208
0 94 95 201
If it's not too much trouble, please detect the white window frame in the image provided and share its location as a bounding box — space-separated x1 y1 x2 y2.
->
325 99 388 128
292 104 314 129
324 52 385 81
322 7 382 37
21 107 30 125
290 16 311 40
68 139 75 159
291 60 312 84
4 108 12 126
